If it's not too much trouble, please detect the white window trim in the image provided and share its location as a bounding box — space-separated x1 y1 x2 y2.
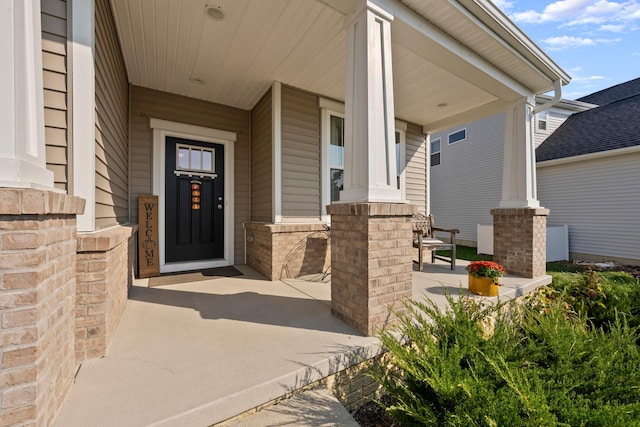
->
395 121 407 200
430 137 442 166
535 111 548 133
150 118 236 273
447 128 467 145
320 99 407 222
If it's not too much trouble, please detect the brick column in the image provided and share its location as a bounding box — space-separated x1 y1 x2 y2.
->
75 226 136 362
0 189 84 427
491 207 549 279
327 203 416 336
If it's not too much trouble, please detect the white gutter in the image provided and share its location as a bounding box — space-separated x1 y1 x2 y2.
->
533 79 562 114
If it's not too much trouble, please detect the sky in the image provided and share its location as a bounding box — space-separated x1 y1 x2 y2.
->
492 0 640 100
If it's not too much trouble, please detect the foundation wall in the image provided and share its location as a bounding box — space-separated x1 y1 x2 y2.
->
75 226 136 362
245 223 330 281
0 189 84 427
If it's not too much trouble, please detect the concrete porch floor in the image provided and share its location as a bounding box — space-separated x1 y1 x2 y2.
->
52 261 551 427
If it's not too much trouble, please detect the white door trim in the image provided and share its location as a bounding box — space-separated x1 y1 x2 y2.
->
150 118 236 273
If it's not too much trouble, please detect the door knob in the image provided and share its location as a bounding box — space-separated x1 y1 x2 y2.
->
217 204 223 209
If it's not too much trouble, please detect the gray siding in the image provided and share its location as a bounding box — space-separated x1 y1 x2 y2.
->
430 113 505 243
538 152 640 263
281 86 320 221
41 0 69 191
430 106 572 244
129 86 251 263
534 107 569 148
250 89 273 222
405 123 427 212
95 0 129 229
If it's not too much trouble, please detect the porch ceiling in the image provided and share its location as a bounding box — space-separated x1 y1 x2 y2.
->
110 0 568 131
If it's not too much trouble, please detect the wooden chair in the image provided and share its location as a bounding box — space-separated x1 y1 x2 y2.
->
412 213 459 270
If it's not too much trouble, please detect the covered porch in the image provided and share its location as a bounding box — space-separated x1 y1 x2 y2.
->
52 263 550 427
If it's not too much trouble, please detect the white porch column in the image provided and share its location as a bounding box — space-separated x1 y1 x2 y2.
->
499 96 540 208
72 0 96 231
0 0 54 189
340 0 401 203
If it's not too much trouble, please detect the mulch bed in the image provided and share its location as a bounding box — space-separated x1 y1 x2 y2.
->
352 396 402 427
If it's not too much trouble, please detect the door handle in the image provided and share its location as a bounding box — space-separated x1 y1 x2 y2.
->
217 204 223 210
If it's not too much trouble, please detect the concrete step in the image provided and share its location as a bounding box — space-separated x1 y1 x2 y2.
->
222 386 359 427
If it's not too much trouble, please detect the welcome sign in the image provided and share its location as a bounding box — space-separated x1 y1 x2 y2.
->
138 195 160 278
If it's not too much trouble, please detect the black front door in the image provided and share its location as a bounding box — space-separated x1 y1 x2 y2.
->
165 136 224 263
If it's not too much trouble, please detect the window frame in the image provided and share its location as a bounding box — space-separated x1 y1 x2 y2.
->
447 128 467 145
536 111 548 133
430 137 441 166
320 99 406 222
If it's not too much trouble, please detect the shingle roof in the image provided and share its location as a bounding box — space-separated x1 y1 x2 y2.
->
577 77 640 105
536 93 640 162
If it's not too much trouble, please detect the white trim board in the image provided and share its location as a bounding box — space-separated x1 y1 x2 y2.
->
150 118 236 273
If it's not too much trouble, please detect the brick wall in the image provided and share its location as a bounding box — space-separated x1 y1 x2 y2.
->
245 223 330 281
0 189 84 427
75 226 136 362
491 207 549 279
327 203 416 336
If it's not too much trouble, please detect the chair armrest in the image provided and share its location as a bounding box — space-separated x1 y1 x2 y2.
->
432 226 459 234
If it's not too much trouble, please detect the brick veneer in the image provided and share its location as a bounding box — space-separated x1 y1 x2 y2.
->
327 203 416 336
491 207 549 279
245 223 330 280
0 189 84 427
75 226 136 362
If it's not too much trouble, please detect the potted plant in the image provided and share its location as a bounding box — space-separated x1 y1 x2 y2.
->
466 260 506 296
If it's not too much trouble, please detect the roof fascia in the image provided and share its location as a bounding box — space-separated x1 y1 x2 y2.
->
461 0 571 86
535 95 596 113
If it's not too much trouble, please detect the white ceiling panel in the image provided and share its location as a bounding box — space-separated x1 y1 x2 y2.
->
109 0 564 129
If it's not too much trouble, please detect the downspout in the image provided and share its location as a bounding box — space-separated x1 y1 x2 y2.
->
533 79 563 114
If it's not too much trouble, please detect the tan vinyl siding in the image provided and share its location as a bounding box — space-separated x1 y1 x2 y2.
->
251 89 273 222
94 0 129 229
405 122 427 212
130 85 251 263
430 113 505 243
538 152 640 262
41 0 68 191
281 86 320 221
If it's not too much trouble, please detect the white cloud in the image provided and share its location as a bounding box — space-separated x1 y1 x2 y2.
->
541 35 621 49
571 75 607 82
492 0 515 10
599 23 626 31
512 0 640 30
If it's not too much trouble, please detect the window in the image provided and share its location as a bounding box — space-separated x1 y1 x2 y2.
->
320 99 407 220
536 111 548 132
448 128 466 145
430 138 441 166
176 144 215 174
328 115 344 203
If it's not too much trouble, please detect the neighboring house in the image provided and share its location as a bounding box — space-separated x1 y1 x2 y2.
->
1 1 570 425
430 96 593 246
537 78 640 265
430 77 640 266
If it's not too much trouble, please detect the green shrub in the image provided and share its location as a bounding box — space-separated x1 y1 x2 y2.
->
371 294 640 426
550 269 640 330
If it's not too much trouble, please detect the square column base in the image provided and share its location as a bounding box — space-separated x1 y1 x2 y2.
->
327 202 417 336
491 207 550 279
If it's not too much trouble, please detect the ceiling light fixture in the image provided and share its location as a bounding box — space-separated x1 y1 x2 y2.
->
204 5 225 21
